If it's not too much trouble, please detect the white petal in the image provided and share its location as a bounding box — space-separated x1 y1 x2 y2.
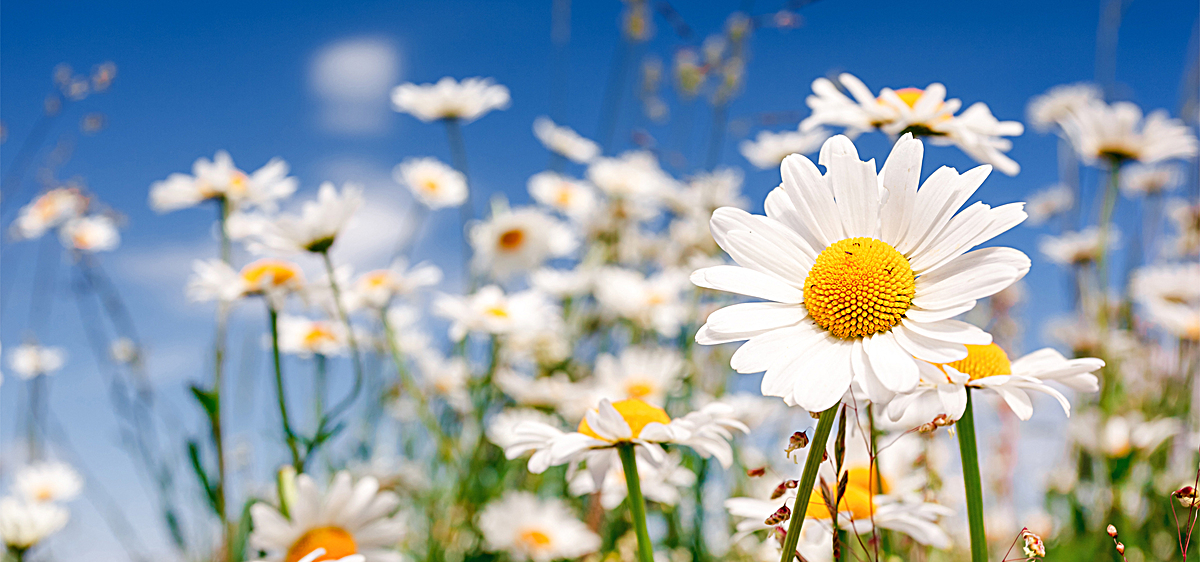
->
900 318 992 345
893 325 968 363
780 154 844 248
702 302 807 339
691 266 804 304
879 134 923 246
730 321 823 374
864 330 920 393
789 338 855 412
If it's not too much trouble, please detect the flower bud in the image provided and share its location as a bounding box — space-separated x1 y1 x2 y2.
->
1106 524 1118 538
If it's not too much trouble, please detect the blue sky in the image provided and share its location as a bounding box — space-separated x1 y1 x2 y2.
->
2 0 1197 558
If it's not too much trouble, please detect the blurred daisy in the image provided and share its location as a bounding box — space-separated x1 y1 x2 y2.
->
502 397 748 484
391 77 510 123
1119 162 1183 197
886 343 1102 422
248 471 405 562
595 267 690 337
594 346 684 405
530 267 593 298
527 172 597 220
277 315 347 357
945 102 1025 176
187 258 305 308
0 497 69 551
58 215 119 252
1024 184 1074 226
415 353 472 413
739 127 831 170
149 151 297 213
1025 83 1101 133
692 134 1028 412
470 207 578 279
1167 200 1200 257
532 116 600 163
352 259 442 310
1131 262 1200 339
1060 101 1199 165
586 151 676 210
8 344 65 380
569 450 696 509
14 462 83 503
393 157 468 209
670 168 749 218
434 286 557 342
495 371 594 420
10 187 87 240
477 491 600 562
1073 412 1181 457
1039 227 1117 266
254 182 363 254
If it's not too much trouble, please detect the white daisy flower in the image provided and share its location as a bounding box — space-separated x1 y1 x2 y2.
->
352 259 442 310
277 315 347 357
186 258 305 308
568 450 696 509
1060 100 1199 165
415 353 472 413
296 550 364 562
8 344 66 380
10 187 87 240
149 151 297 213
669 168 749 218
586 151 677 211
494 371 595 421
593 346 684 406
502 398 748 485
253 182 363 254
692 134 1029 412
14 462 83 503
1039 227 1117 266
1025 83 1101 133
393 157 468 209
248 471 406 562
886 343 1102 422
58 214 119 252
390 77 510 123
942 102 1025 176
469 207 578 279
739 127 831 170
1120 162 1183 197
0 496 69 550
527 172 598 220
1131 262 1200 340
1024 184 1074 226
533 116 601 163
433 286 558 342
799 73 902 138
477 491 600 562
1167 200 1200 257
594 267 690 337
1075 412 1182 458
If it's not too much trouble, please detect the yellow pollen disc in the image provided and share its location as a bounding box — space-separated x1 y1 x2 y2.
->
302 325 337 348
240 259 302 290
624 380 656 399
72 232 92 249
227 172 249 197
35 488 53 501
803 237 915 339
422 179 440 193
284 526 357 562
518 528 553 549
485 306 509 318
363 271 391 288
497 229 526 251
806 466 886 520
554 185 574 206
892 87 924 108
940 343 1012 382
577 398 671 441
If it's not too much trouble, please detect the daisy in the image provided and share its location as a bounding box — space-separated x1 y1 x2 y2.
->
1060 100 1199 165
526 172 598 220
391 77 510 123
477 491 600 562
248 471 406 562
532 117 601 163
586 151 677 212
187 258 305 308
942 102 1025 176
594 267 690 337
568 450 696 509
1025 83 1101 133
530 267 594 298
692 134 1029 412
739 127 831 170
1167 200 1200 257
8 344 66 380
352 259 442 310
14 462 83 503
296 550 365 562
0 497 69 551
494 371 595 421
415 353 472 413
1072 411 1181 458
885 343 1103 422
1119 162 1183 197
502 397 748 485
149 151 297 213
669 168 749 218
10 187 87 240
58 215 119 252
393 157 468 209
593 346 684 405
469 207 578 279
433 286 557 342
277 315 347 357
1039 227 1117 266
1131 262 1200 339
1024 184 1074 226
254 182 363 254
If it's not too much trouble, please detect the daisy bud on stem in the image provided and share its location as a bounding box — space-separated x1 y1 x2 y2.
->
957 388 988 562
617 443 654 562
776 406 837 562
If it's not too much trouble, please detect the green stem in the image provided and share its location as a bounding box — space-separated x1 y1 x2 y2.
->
268 306 303 471
957 388 988 562
442 118 474 287
618 443 655 562
778 407 838 562
379 310 451 458
213 201 231 557
1095 162 1121 331
314 353 327 424
320 251 363 420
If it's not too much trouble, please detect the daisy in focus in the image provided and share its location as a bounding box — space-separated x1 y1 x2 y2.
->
469 207 578 279
477 491 600 562
692 134 1029 412
1059 100 1199 166
249 471 406 562
532 116 601 163
739 127 831 169
391 77 510 123
394 157 468 209
148 150 297 213
886 343 1103 422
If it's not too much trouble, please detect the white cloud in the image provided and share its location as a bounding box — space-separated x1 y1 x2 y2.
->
309 37 400 135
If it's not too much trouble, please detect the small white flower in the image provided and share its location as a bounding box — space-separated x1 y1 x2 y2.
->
1060 100 1199 165
186 258 305 308
391 77 510 123
1120 162 1183 197
477 491 600 562
594 267 690 337
530 267 594 298
586 151 677 211
593 346 684 405
352 259 442 310
149 151 297 213
669 168 749 218
277 315 347 357
393 157 468 209
739 127 831 169
58 215 120 252
0 496 69 549
470 207 577 279
434 286 558 342
1026 83 1101 132
568 450 696 509
1131 262 1200 340
1039 227 1118 266
532 116 601 163
254 182 364 253
8 344 66 380
10 188 87 240
14 462 83 503
527 172 598 220
1025 184 1074 226
416 353 472 413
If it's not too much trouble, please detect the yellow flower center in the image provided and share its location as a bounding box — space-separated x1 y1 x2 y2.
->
892 87 924 108
498 229 526 251
941 343 1012 382
577 398 671 441
624 380 656 399
555 185 574 206
803 237 916 339
241 259 303 292
485 305 509 319
806 466 887 521
518 528 553 550
363 271 391 288
284 526 357 562
302 325 337 348
34 487 53 502
422 178 440 193
227 172 249 198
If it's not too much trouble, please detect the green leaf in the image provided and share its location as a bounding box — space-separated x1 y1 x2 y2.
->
189 384 219 419
228 498 258 562
187 440 220 515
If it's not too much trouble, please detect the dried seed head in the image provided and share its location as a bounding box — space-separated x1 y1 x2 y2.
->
1020 528 1046 558
1115 542 1125 555
764 505 791 526
746 466 766 478
1106 524 1118 538
769 479 798 500
1174 486 1199 508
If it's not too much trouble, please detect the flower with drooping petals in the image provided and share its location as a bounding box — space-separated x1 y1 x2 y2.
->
1060 100 1198 165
